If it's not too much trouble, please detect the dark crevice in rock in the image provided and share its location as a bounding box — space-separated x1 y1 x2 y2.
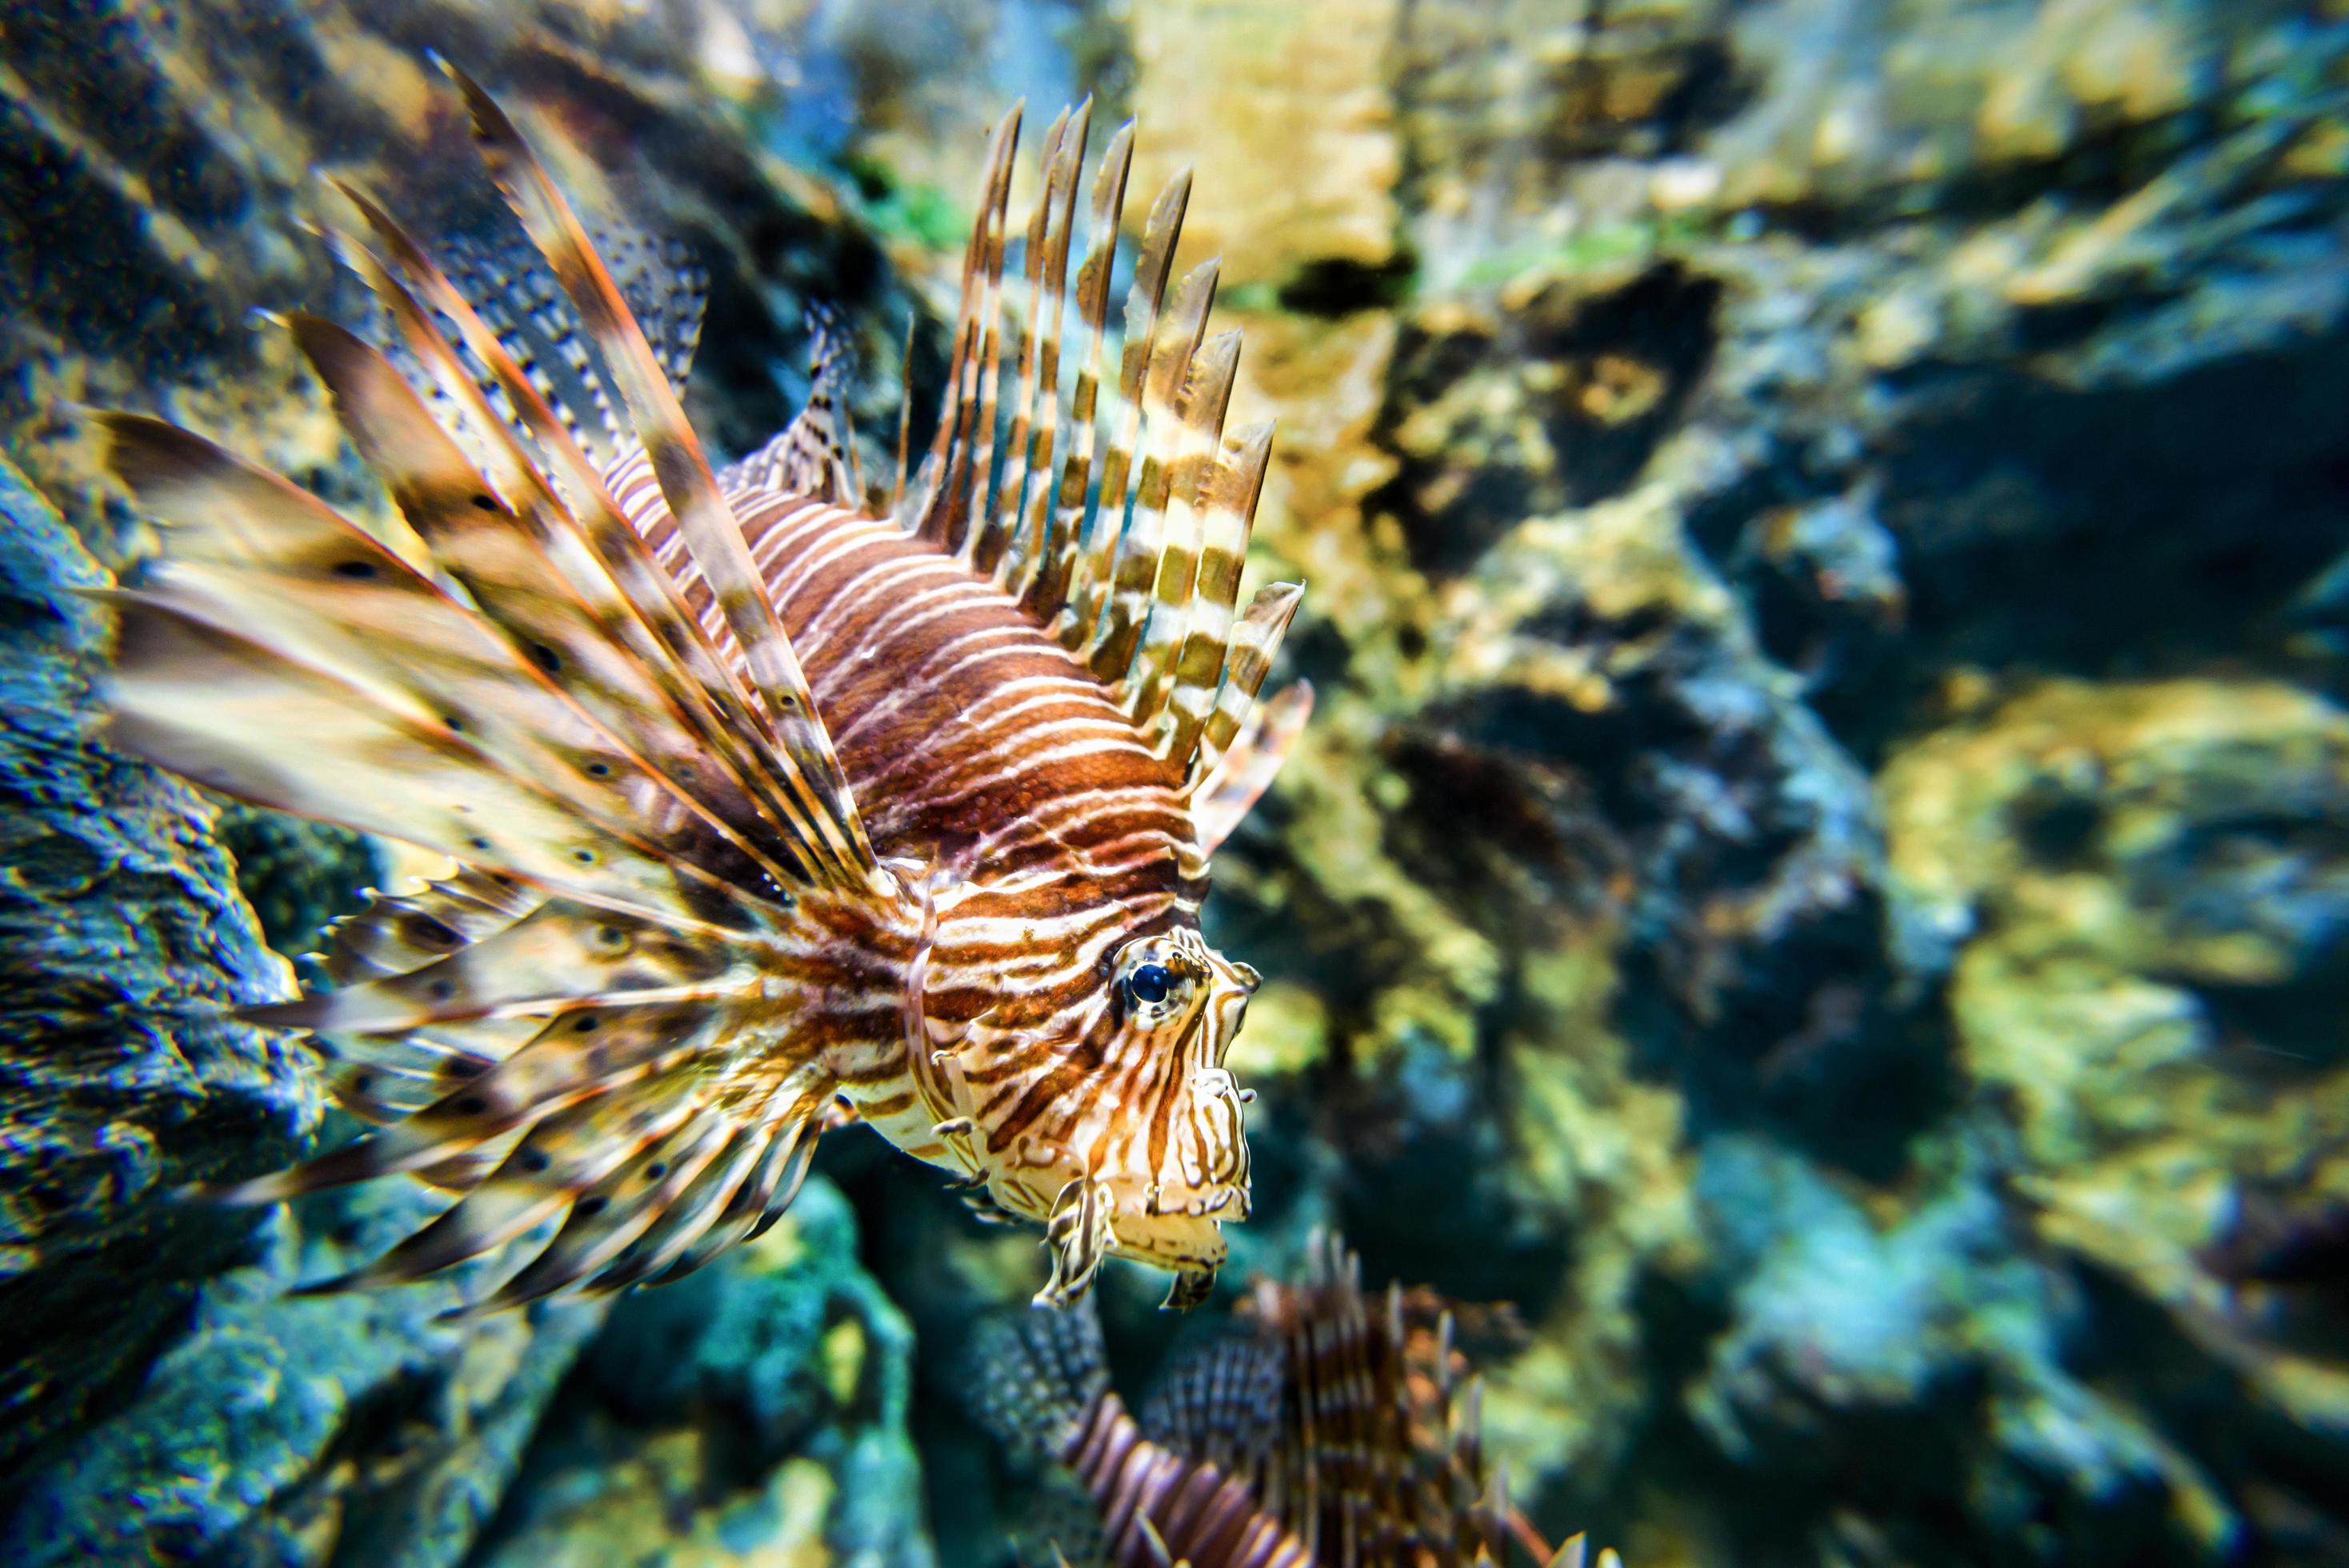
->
1276 254 1419 318
1379 262 1723 576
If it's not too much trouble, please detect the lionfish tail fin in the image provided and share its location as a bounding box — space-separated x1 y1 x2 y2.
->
969 1297 1114 1466
907 102 1302 800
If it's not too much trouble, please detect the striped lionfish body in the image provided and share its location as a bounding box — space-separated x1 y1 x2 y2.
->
96 66 1313 1310
975 1235 1607 1568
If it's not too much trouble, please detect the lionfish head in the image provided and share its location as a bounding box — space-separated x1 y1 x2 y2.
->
981 922 1261 1310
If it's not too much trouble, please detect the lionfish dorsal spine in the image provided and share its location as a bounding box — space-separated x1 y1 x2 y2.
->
1055 162 1192 651
1086 258 1223 686
970 98 1085 584
1018 117 1136 619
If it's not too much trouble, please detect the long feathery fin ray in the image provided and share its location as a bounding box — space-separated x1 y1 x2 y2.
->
208 1002 707 1208
93 414 786 926
968 102 1065 578
318 867 542 990
325 187 833 886
443 62 889 899
100 590 746 934
281 316 802 894
246 896 749 1034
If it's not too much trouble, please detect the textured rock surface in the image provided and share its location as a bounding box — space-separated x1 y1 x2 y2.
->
472 1179 931 1568
1021 1 2349 1563
2 1182 605 1568
0 452 312 1476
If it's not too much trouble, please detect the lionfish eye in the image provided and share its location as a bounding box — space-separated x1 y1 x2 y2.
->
1127 963 1174 1006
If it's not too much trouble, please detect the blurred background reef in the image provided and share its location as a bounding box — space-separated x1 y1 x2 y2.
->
2 0 2348 1563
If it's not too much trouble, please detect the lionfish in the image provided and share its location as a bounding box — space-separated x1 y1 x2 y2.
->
974 1233 1615 1567
94 63 1314 1310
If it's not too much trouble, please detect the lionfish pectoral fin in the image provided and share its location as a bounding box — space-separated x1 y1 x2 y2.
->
1034 1176 1115 1308
1158 1266 1217 1313
426 213 709 474
445 62 892 902
958 1182 1026 1226
100 66 898 1311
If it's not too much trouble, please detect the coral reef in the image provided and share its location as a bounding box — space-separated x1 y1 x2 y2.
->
467 1179 929 1568
1041 0 2349 1562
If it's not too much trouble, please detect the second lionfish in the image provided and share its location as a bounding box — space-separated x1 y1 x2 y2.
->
97 62 1312 1310
974 1233 1615 1566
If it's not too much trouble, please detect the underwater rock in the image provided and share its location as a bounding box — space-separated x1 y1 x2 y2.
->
1688 1134 2210 1564
1128 0 1405 295
0 0 924 552
471 1178 933 1568
214 803 383 960
1880 677 2349 1550
1102 0 2349 1556
0 452 313 1476
1 1179 605 1567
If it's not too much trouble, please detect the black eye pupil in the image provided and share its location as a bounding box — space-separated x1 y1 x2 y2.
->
1129 964 1173 1006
